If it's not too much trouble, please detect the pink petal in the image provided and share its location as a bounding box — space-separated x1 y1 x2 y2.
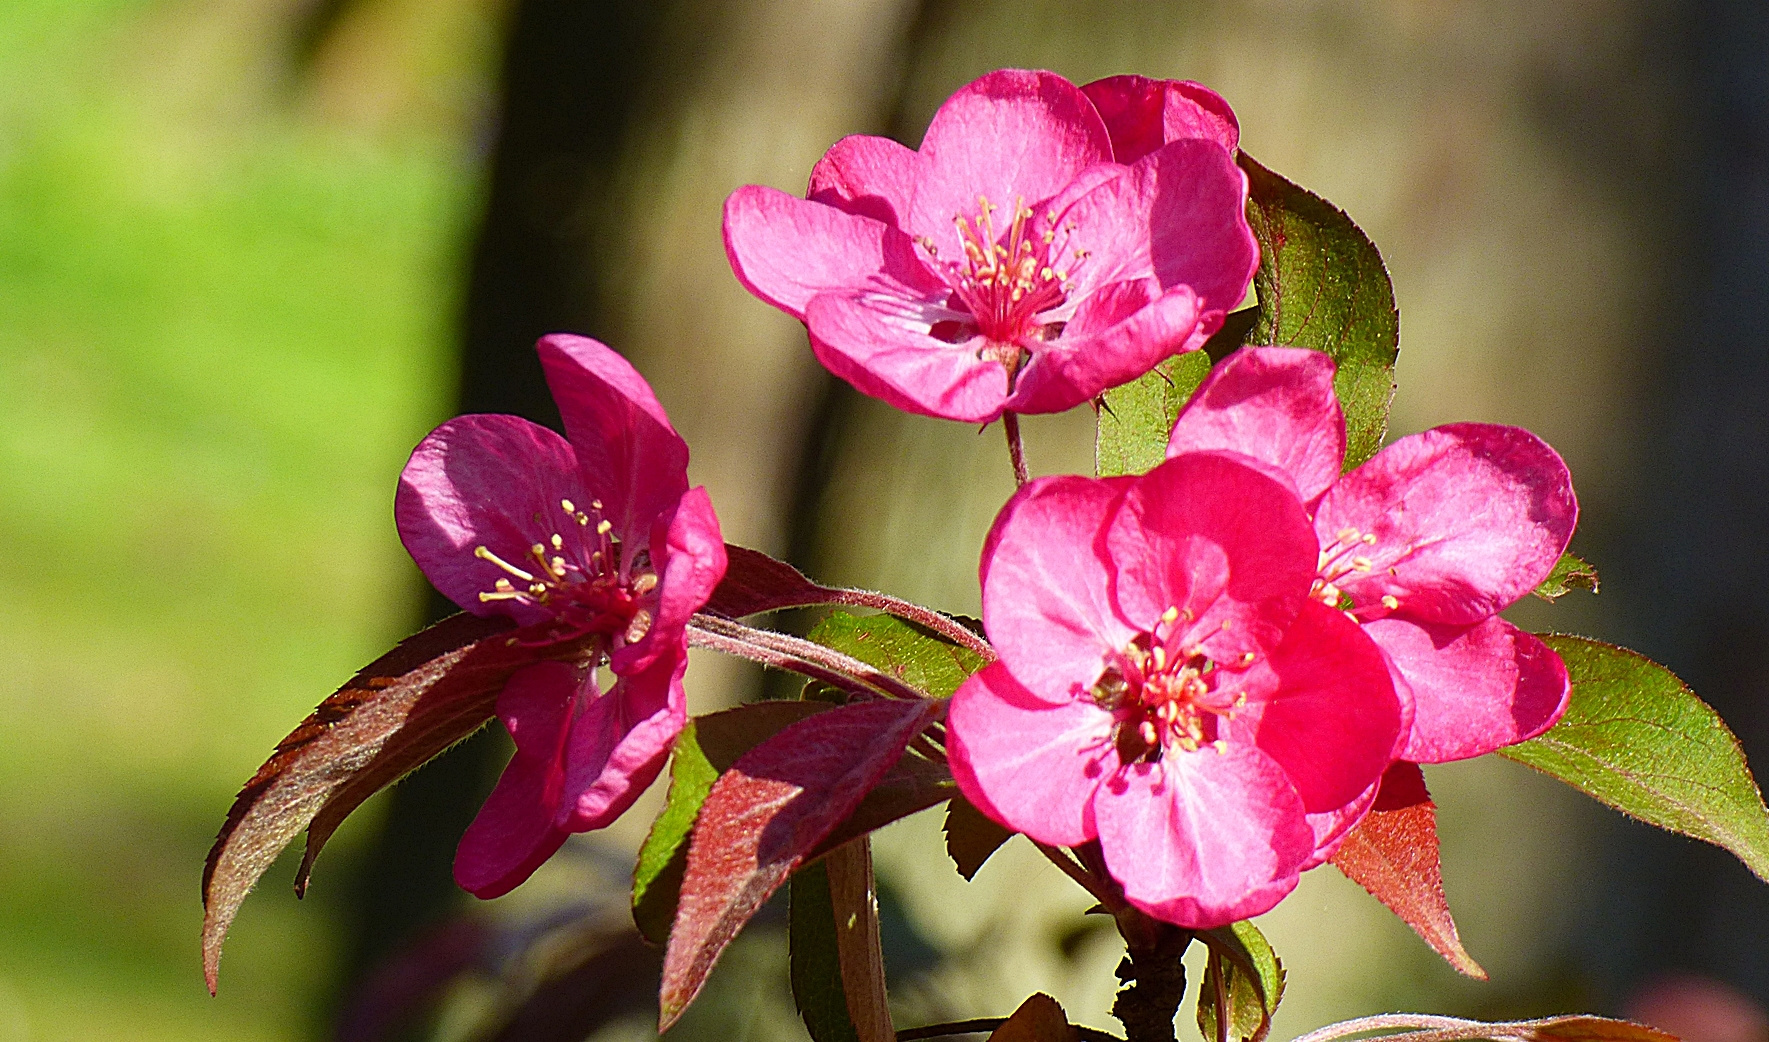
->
1166 347 1346 508
1316 423 1578 624
1081 75 1240 162
722 185 946 318
909 69 1113 261
1107 452 1316 663
1057 138 1257 315
1301 777 1381 869
1223 600 1403 812
803 291 1014 422
947 662 1119 847
611 485 726 676
1007 282 1208 415
454 662 576 898
395 414 588 626
1365 616 1571 764
980 475 1137 702
1093 745 1311 928
537 334 691 550
808 133 924 226
559 646 687 832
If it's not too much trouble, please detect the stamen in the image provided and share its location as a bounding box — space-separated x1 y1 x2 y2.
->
561 498 575 513
475 545 535 583
1381 595 1400 610
632 572 658 595
550 533 564 550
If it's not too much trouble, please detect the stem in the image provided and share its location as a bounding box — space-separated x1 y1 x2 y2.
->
1212 951 1230 1042
686 614 929 702
820 588 994 660
1003 411 1030 486
826 838 893 1042
897 1020 1123 1042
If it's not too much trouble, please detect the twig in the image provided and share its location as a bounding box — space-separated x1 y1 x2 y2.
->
897 1019 1122 1041
1003 411 1030 486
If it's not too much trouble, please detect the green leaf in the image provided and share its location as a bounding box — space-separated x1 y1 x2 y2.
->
789 860 861 1042
1532 552 1600 602
631 701 828 943
943 793 1015 881
805 612 987 699
1198 921 1285 1042
1503 635 1769 881
1096 350 1213 478
1240 152 1399 469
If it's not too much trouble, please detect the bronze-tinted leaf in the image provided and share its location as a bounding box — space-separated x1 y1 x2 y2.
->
658 697 943 1030
988 994 1077 1042
703 543 832 618
944 794 1015 881
1331 763 1486 979
201 612 602 993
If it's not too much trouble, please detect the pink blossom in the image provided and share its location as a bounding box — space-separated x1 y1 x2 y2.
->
1164 347 1577 857
396 334 726 898
722 69 1257 423
946 453 1405 927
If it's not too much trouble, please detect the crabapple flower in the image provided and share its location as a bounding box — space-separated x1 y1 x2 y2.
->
722 68 1257 423
1164 347 1577 850
396 334 726 899
947 453 1406 928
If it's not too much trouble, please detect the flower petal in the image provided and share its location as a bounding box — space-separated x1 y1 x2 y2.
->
980 475 1137 702
722 185 946 318
1301 776 1381 869
1107 452 1316 662
909 69 1113 260
395 414 587 625
1166 346 1346 508
1224 599 1403 812
1057 138 1256 315
1094 745 1311 928
1316 423 1578 624
808 133 924 226
537 334 691 550
454 662 576 898
1081 75 1240 162
947 662 1118 847
611 486 726 676
1007 282 1207 415
1365 616 1572 764
559 647 687 832
803 290 1013 422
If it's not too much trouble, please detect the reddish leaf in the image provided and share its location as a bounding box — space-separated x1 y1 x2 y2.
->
658 697 944 1030
1331 762 1486 979
201 613 602 993
1525 1017 1681 1042
809 747 955 862
989 994 1077 1042
703 544 832 618
944 794 1015 881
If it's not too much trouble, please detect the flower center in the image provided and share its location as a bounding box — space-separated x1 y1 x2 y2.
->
472 497 656 647
1091 606 1251 761
914 194 1088 372
1313 525 1402 616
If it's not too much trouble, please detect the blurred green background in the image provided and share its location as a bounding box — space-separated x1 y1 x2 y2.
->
2 1 1764 1040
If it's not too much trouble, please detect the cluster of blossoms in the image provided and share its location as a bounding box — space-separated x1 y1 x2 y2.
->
393 69 1576 926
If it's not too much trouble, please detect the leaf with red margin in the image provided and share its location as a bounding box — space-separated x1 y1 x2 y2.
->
703 544 832 618
201 612 604 993
1330 762 1486 979
658 697 944 1030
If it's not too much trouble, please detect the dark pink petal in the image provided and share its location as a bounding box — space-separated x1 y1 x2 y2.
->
909 69 1113 261
1316 423 1577 624
559 648 687 832
396 414 588 626
980 475 1137 701
1365 616 1571 764
611 486 726 676
1007 283 1208 415
1107 452 1315 662
537 334 690 550
453 662 576 898
1222 600 1403 812
722 186 946 318
803 291 1014 422
1301 777 1381 869
1058 138 1256 315
1093 745 1312 928
1081 75 1240 162
947 663 1118 847
808 133 924 226
1166 347 1346 508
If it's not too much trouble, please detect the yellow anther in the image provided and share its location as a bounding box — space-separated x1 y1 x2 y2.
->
1362 533 1378 545
1240 651 1256 666
1152 645 1167 671
1160 606 1181 625
550 556 568 576
1352 556 1373 571
625 609 653 645
1234 692 1247 708
1139 721 1159 745
1381 594 1400 610
1213 740 1229 755
550 533 564 550
1337 527 1359 542
596 519 613 536
633 572 659 594
590 499 603 511
576 512 590 526
560 498 575 513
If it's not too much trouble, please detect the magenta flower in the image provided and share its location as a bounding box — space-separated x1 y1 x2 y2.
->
1164 347 1577 856
722 68 1257 423
395 334 727 898
946 453 1406 927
